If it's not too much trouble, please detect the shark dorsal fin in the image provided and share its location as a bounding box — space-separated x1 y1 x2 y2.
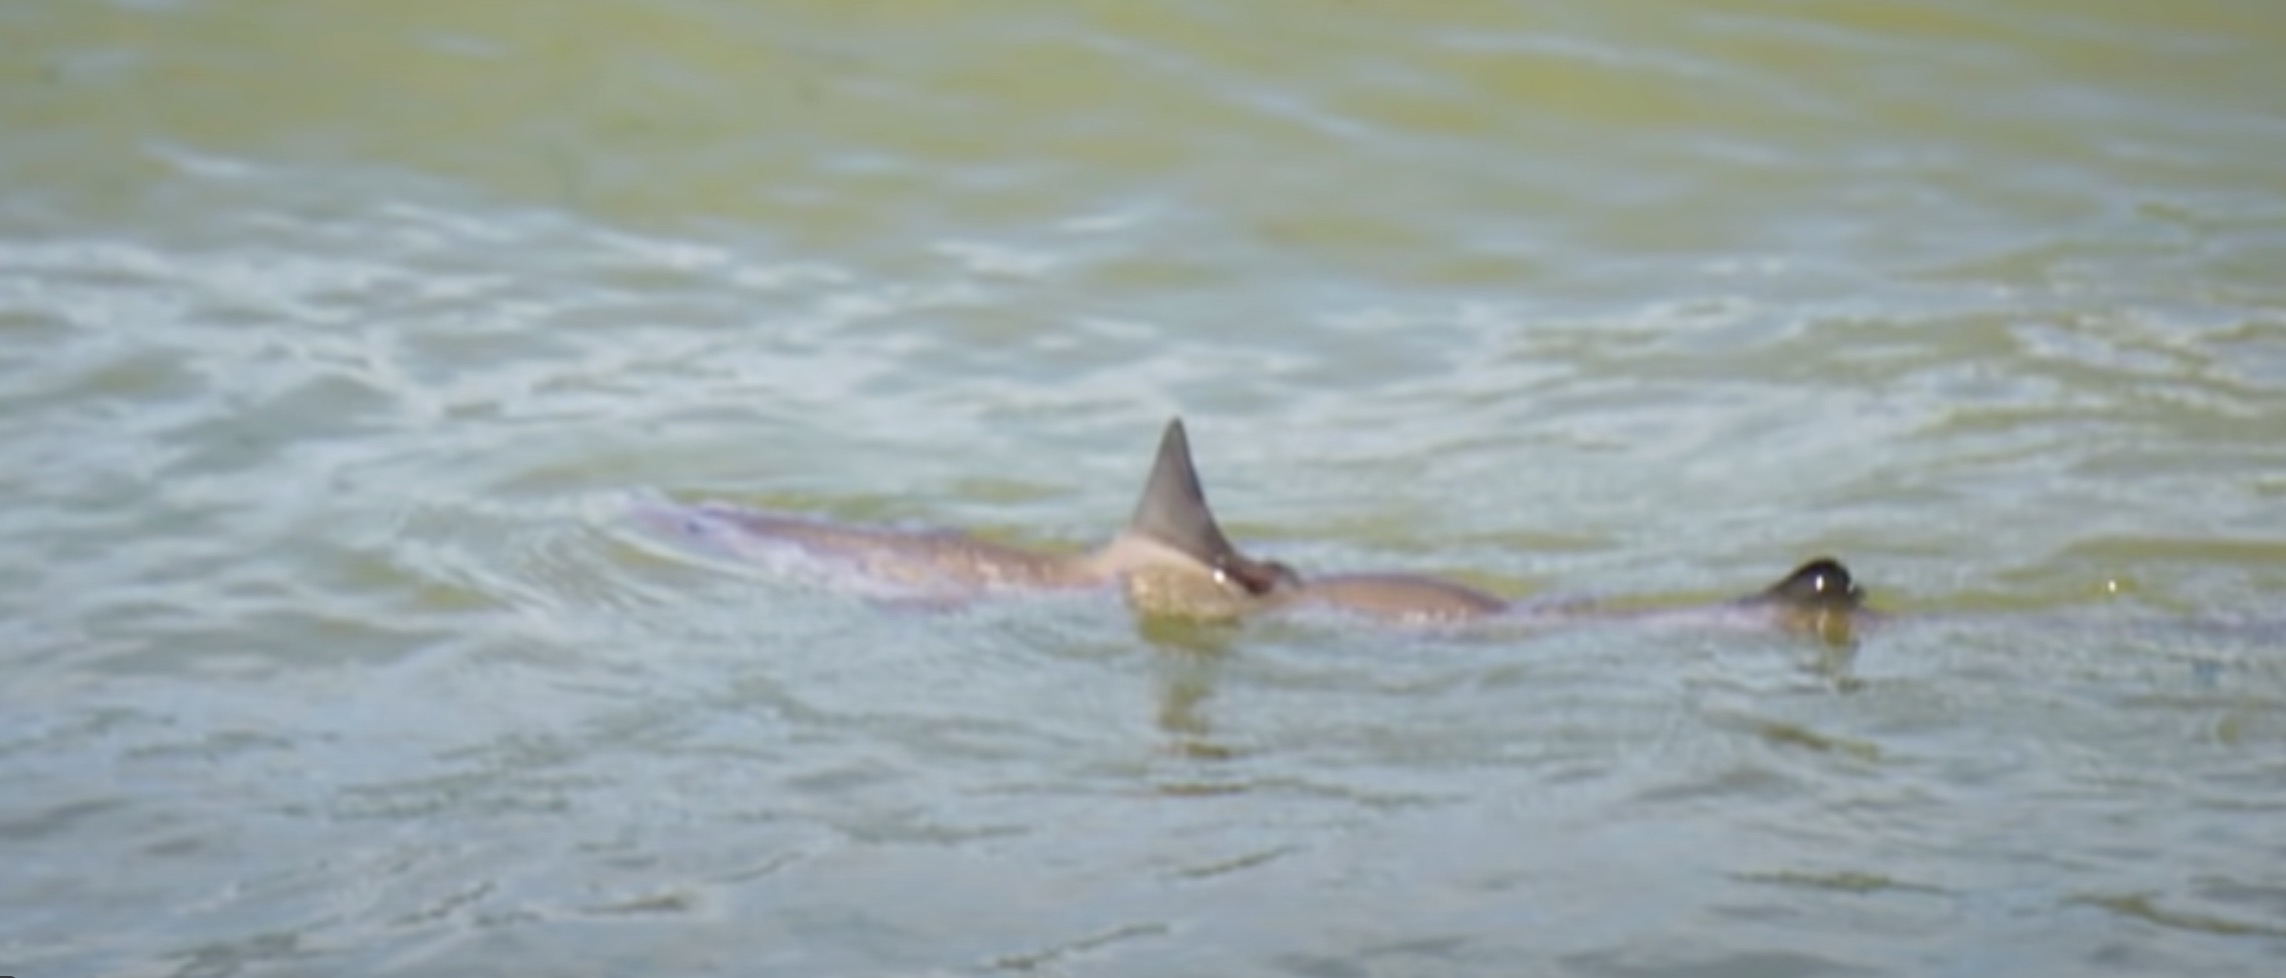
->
1129 417 1241 562
1761 557 1863 608
1125 418 1300 596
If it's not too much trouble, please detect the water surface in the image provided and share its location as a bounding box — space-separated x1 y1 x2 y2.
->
5 1 2285 975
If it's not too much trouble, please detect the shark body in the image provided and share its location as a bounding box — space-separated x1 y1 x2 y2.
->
1260 558 1865 640
628 419 1284 614
631 416 1869 636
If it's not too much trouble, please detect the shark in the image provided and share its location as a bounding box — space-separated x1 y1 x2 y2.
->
627 418 1291 616
629 415 1868 636
630 418 2277 665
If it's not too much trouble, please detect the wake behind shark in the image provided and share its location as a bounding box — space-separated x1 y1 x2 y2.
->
627 419 1287 614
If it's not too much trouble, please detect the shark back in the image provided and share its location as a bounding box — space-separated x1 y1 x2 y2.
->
634 502 1092 593
1278 571 1511 622
629 419 1290 610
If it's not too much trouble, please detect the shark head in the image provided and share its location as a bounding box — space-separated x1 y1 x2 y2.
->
1120 418 1301 599
1757 557 1864 610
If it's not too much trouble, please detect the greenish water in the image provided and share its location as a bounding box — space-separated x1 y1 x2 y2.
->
5 1 2285 975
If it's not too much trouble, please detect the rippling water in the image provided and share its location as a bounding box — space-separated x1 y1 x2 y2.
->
6 1 2285 975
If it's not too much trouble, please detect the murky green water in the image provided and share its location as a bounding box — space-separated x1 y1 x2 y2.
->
6 1 2285 974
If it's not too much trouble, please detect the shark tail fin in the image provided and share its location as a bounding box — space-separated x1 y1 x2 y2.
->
1127 418 1295 595
1761 557 1863 608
